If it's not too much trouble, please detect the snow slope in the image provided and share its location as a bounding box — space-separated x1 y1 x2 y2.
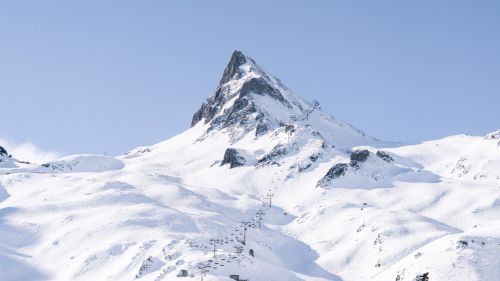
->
41 154 125 173
0 51 498 281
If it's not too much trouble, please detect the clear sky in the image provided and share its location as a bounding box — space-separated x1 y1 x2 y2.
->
1 1 499 158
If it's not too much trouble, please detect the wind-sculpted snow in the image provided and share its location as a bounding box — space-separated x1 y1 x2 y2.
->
0 184 9 203
0 152 18 169
0 52 499 281
42 154 124 173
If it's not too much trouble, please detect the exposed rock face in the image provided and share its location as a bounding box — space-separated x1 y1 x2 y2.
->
350 149 370 162
309 153 320 162
190 50 311 139
349 149 370 167
257 144 287 166
191 51 273 129
316 149 396 187
255 121 268 136
485 130 500 140
297 163 312 172
239 77 290 107
414 272 429 281
316 163 349 187
0 146 7 156
220 50 249 84
220 148 246 168
376 150 394 162
316 149 378 187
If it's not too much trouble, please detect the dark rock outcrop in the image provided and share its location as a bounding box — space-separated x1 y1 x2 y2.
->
191 86 227 127
309 153 320 162
220 50 250 84
311 130 322 138
257 144 287 166
285 124 296 134
255 121 268 136
327 163 349 179
376 150 394 162
0 146 7 156
220 148 246 168
350 149 370 163
239 77 290 107
485 130 500 140
297 163 312 172
191 76 289 132
415 272 429 281
349 149 370 167
322 141 328 149
457 240 468 249
316 163 349 187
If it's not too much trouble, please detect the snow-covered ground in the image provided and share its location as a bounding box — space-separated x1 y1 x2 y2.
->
1 51 498 281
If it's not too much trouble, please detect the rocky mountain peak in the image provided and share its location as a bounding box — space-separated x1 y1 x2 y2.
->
189 51 372 146
191 51 312 137
220 50 256 84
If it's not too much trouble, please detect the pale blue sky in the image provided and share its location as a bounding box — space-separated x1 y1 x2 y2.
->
1 1 499 156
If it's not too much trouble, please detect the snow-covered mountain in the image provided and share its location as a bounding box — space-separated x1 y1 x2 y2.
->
1 51 499 281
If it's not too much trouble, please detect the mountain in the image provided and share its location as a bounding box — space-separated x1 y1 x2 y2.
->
0 51 499 281
191 50 373 146
191 50 314 135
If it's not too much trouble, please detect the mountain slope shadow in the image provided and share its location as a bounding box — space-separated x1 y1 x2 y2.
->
269 227 343 281
0 184 9 203
0 207 49 281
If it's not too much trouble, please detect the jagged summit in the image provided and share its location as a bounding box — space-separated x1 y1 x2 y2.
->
190 50 370 145
219 50 255 84
191 50 310 136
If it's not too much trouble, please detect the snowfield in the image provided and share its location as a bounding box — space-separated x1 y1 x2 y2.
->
41 154 125 173
1 51 498 281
